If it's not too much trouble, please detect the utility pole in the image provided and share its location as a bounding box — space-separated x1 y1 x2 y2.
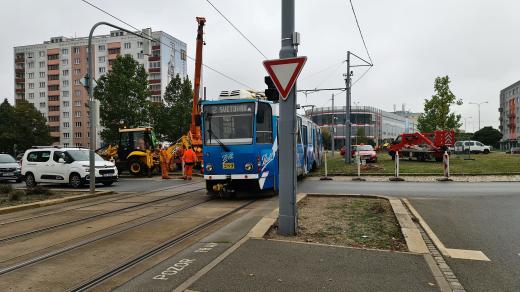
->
469 101 488 130
344 51 352 163
278 0 298 236
331 94 335 157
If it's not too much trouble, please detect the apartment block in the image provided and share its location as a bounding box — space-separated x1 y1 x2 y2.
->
499 80 520 149
14 30 187 148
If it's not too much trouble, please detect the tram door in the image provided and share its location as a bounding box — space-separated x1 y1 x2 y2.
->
302 125 308 171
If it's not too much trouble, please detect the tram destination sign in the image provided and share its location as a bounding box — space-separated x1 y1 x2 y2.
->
206 103 254 114
263 56 307 101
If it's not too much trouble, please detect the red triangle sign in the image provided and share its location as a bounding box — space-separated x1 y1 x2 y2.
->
263 56 307 100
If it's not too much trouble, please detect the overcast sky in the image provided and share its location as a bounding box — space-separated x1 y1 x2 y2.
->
2 0 518 130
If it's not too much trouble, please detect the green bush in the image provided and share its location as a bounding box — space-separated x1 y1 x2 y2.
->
0 184 13 194
26 186 53 196
8 190 25 201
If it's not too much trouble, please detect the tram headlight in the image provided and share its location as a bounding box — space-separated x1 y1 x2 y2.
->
205 163 213 172
245 163 253 171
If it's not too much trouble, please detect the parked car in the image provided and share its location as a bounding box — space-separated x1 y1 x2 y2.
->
0 154 22 183
454 140 491 154
21 147 118 188
352 144 378 162
510 147 520 154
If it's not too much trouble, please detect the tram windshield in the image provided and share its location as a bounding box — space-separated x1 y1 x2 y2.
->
204 103 255 145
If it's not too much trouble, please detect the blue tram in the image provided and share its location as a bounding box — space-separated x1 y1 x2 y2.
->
201 90 323 193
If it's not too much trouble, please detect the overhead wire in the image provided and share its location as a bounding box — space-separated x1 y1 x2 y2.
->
348 0 373 64
79 0 253 88
204 0 268 60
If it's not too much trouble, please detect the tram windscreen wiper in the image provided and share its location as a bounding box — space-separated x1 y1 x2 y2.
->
207 128 230 152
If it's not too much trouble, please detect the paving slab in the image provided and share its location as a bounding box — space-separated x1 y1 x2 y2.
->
190 239 439 292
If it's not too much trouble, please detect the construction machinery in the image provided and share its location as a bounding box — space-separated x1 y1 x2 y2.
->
170 17 206 168
387 130 455 162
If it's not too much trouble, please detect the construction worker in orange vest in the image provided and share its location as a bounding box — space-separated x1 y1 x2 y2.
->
159 144 171 179
182 146 197 180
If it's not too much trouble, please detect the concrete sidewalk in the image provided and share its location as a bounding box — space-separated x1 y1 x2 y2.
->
188 238 440 292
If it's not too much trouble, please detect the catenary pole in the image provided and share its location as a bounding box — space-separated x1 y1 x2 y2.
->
278 0 298 235
345 51 352 163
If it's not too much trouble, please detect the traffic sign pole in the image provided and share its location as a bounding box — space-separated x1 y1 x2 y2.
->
278 0 297 236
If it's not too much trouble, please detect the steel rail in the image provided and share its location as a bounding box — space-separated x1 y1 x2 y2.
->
68 199 255 292
0 181 202 226
0 183 205 244
0 197 214 276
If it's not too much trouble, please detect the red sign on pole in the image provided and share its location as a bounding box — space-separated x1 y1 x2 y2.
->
263 56 307 100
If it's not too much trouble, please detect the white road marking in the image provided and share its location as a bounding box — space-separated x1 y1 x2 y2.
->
403 198 491 262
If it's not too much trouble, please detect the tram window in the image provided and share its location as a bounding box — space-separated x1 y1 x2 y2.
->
256 102 273 143
296 117 302 143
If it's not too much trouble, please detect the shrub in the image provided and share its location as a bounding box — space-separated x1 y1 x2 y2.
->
8 190 25 201
26 186 53 196
0 184 13 194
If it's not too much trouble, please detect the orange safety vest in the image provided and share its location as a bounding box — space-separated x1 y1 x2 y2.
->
182 149 197 163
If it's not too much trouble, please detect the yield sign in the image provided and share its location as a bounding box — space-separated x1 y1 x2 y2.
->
263 56 307 100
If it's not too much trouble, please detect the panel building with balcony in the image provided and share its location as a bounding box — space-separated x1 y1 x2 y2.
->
499 80 520 150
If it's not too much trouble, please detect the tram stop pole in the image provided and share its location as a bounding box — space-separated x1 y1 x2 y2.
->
278 0 298 236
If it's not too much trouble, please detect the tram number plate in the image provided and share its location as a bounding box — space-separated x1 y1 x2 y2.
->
222 163 235 169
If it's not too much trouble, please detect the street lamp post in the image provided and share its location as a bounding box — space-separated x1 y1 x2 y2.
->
468 101 488 131
86 22 151 194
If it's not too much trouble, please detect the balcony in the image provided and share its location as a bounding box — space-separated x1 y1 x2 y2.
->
15 57 24 64
48 100 60 106
15 68 25 73
47 59 60 66
15 77 25 83
15 88 25 93
148 79 160 84
48 69 60 76
148 68 160 73
48 79 60 86
148 56 160 62
150 90 161 95
152 45 160 50
48 90 60 97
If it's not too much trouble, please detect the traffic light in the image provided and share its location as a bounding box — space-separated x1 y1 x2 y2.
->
264 76 279 102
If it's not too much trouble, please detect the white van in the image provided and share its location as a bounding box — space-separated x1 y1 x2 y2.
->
454 141 491 154
21 147 118 188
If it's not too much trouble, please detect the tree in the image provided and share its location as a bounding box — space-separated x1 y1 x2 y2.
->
0 99 51 154
355 127 369 145
472 126 502 148
417 76 463 132
94 55 151 143
151 74 193 142
321 128 331 150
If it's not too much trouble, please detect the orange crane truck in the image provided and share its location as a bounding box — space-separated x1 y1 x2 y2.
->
387 130 455 162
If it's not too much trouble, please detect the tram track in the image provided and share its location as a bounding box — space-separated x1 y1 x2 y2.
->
68 199 256 292
0 182 205 244
0 180 202 226
0 197 215 276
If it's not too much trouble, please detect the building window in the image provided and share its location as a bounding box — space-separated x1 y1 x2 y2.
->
63 112 70 118
63 122 70 128
180 49 186 61
39 61 45 68
63 101 70 107
39 51 45 57
124 42 131 49
63 133 70 138
27 72 34 79
39 72 45 78
99 67 106 73
108 48 121 55
75 122 82 127
39 102 46 108
75 143 82 147
137 53 144 59
48 116 60 122
98 56 105 63
74 58 80 64
49 106 60 112
39 82 45 88
27 52 34 58
149 73 160 80
28 62 34 68
74 80 81 85
48 96 59 101
73 47 80 54
61 59 69 65
62 69 69 76
150 61 160 68
137 41 143 48
75 111 81 117
48 64 59 70
62 80 69 87
62 48 69 55
98 45 106 51
75 90 81 97
39 92 46 98
28 83 34 89
48 54 59 60
75 100 81 107
151 95 161 102
74 132 82 138
48 85 59 91
28 93 34 99
74 69 81 75
62 90 69 97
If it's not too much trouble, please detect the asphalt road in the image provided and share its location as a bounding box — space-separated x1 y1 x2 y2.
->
298 179 520 291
